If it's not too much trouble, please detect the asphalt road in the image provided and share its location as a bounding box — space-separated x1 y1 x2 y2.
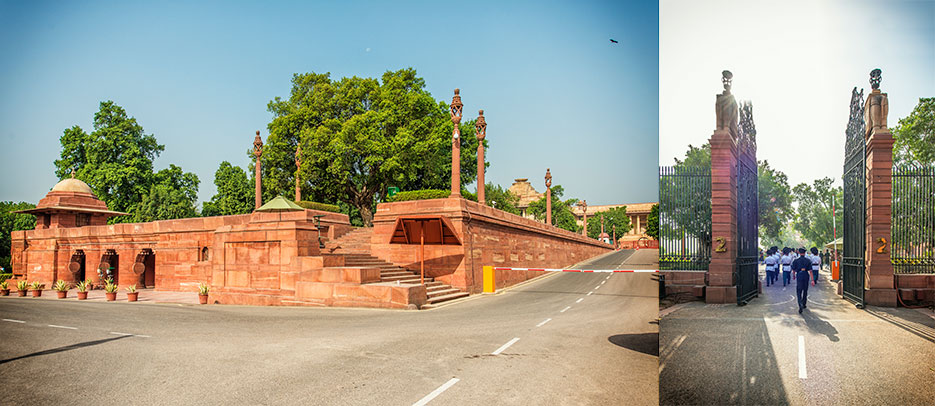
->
0 249 658 405
660 267 935 406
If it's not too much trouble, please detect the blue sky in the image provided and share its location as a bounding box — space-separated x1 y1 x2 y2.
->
0 0 659 207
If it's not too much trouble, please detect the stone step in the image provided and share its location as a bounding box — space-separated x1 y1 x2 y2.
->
427 287 462 298
381 274 421 282
426 284 451 293
425 291 470 305
380 271 413 278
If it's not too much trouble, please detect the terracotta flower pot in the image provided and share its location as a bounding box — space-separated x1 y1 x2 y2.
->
198 294 208 305
105 292 117 301
127 292 139 302
77 291 88 300
31 289 42 298
17 290 27 297
0 289 9 296
57 291 68 299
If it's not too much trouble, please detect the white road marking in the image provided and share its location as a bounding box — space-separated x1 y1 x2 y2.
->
2 319 25 323
576 298 584 303
560 306 571 313
798 335 807 379
48 324 77 330
536 318 552 327
413 378 459 406
491 337 520 355
594 285 601 290
110 332 149 338
587 291 593 296
601 280 606 285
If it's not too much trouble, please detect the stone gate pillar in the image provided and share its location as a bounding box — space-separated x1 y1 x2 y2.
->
863 69 896 306
707 70 739 304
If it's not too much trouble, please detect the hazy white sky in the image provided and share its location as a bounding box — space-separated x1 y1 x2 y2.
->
660 0 935 187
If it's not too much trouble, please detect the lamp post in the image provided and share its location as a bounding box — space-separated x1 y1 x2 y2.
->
253 131 263 209
579 200 588 237
295 144 302 202
475 109 487 205
545 168 552 226
450 89 463 198
613 224 617 250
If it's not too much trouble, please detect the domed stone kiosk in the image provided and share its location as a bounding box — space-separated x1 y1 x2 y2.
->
15 174 127 228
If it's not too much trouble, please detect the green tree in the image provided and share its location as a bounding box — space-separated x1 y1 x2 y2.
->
645 203 659 239
53 101 199 222
527 185 580 233
0 202 36 272
482 183 520 215
758 160 794 243
263 69 484 225
202 161 254 217
791 177 843 249
893 97 934 165
586 206 632 239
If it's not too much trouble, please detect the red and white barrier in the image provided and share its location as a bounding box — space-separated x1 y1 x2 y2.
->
492 267 658 273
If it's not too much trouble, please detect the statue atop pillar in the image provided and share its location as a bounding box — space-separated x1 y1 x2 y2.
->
864 68 889 139
715 70 739 138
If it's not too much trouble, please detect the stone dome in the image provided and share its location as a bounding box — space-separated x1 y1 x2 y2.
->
51 178 94 195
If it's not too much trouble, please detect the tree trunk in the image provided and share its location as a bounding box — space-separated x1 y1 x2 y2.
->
359 204 374 227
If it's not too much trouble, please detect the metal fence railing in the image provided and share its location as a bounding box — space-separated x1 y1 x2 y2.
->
659 166 711 271
892 163 935 274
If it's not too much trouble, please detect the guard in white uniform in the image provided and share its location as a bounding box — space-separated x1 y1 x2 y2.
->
809 247 821 285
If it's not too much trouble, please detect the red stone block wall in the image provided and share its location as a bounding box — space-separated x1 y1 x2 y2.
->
371 198 613 294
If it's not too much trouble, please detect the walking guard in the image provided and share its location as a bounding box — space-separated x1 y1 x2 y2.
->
809 247 821 285
780 247 793 286
764 247 778 287
792 248 812 313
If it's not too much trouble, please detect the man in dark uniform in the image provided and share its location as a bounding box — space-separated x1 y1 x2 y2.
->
793 247 812 313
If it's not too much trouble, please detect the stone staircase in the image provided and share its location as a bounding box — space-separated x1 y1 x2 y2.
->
324 228 469 308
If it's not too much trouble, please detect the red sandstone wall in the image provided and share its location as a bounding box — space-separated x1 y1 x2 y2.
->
370 198 613 294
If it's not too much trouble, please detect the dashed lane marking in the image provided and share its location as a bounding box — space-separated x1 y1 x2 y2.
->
2 319 25 323
798 335 807 379
413 378 459 406
491 337 520 355
560 306 571 313
587 291 593 296
536 318 552 327
576 298 584 303
48 324 77 330
110 332 150 338
594 285 601 290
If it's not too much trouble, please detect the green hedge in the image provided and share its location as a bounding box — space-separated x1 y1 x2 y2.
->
295 201 341 213
387 189 477 203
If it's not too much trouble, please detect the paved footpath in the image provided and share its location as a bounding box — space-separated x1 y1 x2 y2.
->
660 267 935 406
0 249 657 405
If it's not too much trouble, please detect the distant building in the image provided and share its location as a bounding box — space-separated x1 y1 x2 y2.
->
507 178 544 219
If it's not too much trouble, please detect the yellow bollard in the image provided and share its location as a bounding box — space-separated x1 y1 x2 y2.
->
483 265 495 293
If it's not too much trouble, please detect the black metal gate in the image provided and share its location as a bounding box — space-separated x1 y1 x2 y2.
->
659 166 711 271
842 87 866 307
736 102 759 305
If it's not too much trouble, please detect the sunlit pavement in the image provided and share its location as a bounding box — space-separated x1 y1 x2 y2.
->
0 250 657 405
660 267 935 406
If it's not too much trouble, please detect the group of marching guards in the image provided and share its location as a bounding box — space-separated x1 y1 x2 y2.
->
763 246 823 313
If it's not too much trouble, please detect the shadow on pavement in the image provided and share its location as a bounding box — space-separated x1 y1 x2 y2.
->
802 311 840 342
660 316 789 405
0 335 130 365
864 306 935 344
608 333 659 356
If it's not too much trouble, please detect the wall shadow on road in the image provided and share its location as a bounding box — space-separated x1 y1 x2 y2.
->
0 335 130 365
659 317 789 405
608 333 659 356
864 307 935 344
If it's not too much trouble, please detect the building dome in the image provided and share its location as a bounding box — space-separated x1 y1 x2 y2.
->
51 177 94 195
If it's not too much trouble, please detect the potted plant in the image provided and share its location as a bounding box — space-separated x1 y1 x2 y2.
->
53 280 70 299
198 282 209 305
0 281 9 296
104 280 118 301
126 284 138 302
30 281 45 298
16 280 28 297
75 280 90 300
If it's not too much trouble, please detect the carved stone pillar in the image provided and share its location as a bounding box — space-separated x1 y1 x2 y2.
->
450 89 463 198
475 110 487 205
295 144 302 202
254 131 263 210
545 168 552 226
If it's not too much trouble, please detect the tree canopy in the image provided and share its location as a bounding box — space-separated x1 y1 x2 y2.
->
790 177 842 249
758 160 794 243
645 204 659 240
54 101 199 222
586 206 632 240
527 185 580 233
202 161 254 217
893 97 934 166
482 183 520 216
262 69 486 225
0 202 36 272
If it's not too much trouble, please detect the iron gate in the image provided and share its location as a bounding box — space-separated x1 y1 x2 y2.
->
659 166 711 271
735 102 759 305
842 87 866 307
